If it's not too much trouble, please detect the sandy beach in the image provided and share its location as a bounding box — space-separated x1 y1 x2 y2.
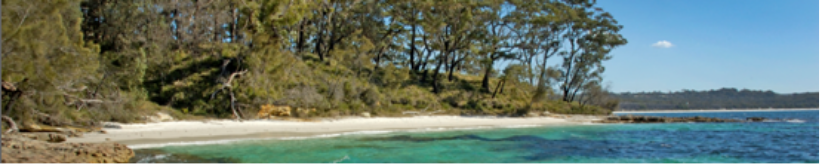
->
613 108 818 114
67 115 602 149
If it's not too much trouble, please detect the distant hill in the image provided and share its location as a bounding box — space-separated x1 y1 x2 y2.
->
612 88 819 110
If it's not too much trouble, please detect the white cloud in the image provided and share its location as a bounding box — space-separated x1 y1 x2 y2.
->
652 40 674 48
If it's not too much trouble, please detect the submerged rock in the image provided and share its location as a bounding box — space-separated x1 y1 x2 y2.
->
1 133 134 163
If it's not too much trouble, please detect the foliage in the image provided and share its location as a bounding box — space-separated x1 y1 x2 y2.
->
2 0 627 128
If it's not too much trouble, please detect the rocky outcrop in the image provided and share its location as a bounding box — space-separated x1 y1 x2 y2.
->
257 105 316 119
1 133 134 163
16 132 67 143
595 115 755 123
257 104 292 118
18 123 92 137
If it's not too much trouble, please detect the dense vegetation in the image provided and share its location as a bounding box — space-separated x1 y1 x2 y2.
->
2 0 627 128
614 88 819 110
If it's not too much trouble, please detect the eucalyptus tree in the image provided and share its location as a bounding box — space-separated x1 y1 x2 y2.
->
474 0 516 93
506 0 568 105
389 0 426 72
557 0 627 102
418 0 478 93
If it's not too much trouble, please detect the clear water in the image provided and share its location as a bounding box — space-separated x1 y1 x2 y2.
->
132 110 819 163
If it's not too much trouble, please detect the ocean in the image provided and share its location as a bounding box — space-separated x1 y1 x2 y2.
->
131 109 819 163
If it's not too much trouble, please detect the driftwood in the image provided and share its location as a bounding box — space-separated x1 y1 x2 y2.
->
2 81 19 92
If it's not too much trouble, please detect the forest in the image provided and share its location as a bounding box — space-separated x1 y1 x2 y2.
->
614 88 819 110
2 0 627 128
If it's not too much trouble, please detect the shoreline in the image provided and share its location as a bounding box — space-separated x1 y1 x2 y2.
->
67 115 603 149
613 108 818 114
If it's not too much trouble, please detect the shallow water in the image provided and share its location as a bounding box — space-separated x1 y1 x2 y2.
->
132 109 819 163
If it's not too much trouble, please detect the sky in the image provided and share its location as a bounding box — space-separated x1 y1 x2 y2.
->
594 0 819 94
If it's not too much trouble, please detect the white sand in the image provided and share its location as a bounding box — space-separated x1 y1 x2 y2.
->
613 108 818 114
67 116 601 148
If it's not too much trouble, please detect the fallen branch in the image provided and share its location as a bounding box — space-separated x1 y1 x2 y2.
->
62 93 105 111
2 115 19 133
210 69 249 120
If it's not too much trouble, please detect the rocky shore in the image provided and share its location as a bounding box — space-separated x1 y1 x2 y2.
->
1 132 134 163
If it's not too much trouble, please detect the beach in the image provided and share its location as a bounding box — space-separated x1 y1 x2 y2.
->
67 115 602 148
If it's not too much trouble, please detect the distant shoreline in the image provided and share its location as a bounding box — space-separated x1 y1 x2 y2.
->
613 108 818 114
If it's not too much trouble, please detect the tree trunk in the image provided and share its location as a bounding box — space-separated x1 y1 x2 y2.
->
409 24 417 71
228 88 242 120
432 52 446 94
230 3 238 42
492 78 505 98
296 18 306 54
447 51 461 82
562 39 578 102
314 10 326 61
315 24 324 61
173 0 182 46
481 54 495 93
374 47 385 70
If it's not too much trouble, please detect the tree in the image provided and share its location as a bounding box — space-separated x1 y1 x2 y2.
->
557 0 626 102
2 0 103 125
420 0 478 93
474 0 515 93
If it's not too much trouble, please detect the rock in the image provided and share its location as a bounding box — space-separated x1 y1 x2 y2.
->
527 112 541 117
1 134 134 163
102 122 122 129
361 112 371 118
146 112 175 122
746 117 766 122
542 111 551 115
596 115 743 124
156 112 174 121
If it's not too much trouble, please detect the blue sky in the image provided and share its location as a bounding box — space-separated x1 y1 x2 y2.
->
595 0 819 94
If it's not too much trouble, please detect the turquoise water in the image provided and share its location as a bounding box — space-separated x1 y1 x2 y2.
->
133 110 819 163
